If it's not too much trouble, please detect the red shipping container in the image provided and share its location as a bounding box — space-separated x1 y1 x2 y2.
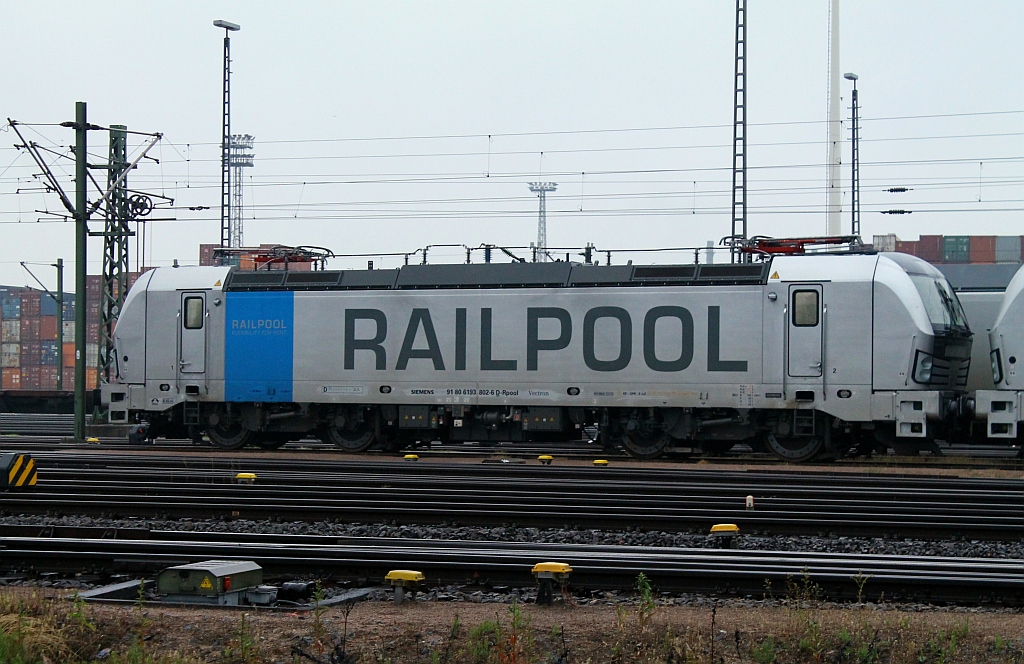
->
20 366 40 389
87 322 100 344
19 317 40 341
40 366 59 389
895 240 918 256
200 244 218 266
19 292 41 317
63 343 76 367
62 367 75 391
1 367 20 389
969 236 996 264
86 367 98 390
917 235 943 263
39 315 58 341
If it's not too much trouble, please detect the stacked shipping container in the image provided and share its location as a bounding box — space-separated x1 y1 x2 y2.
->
0 272 141 391
874 234 1024 264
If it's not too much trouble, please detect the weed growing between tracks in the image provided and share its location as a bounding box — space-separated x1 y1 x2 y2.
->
0 586 1016 662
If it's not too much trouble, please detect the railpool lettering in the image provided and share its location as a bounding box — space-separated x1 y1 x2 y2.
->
342 306 748 373
396 309 444 370
583 306 632 372
231 318 288 330
707 306 748 372
481 308 517 371
644 306 694 372
527 307 572 370
344 309 387 370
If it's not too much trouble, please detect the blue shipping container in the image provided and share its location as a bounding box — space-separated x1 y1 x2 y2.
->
40 341 59 366
1 297 21 320
40 296 59 317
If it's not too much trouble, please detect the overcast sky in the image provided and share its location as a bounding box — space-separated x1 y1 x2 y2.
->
1 1 1021 289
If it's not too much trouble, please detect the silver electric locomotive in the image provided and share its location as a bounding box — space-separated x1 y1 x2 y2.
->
975 264 1024 446
101 251 971 461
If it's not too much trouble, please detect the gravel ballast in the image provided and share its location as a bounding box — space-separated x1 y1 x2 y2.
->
1 514 1021 559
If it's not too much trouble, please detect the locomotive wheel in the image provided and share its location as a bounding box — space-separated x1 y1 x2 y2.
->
325 421 375 452
206 422 254 450
621 412 671 459
764 432 824 462
622 429 670 459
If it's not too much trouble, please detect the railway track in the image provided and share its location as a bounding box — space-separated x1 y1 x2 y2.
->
4 452 1022 541
0 415 75 437
0 434 1021 470
0 526 1018 605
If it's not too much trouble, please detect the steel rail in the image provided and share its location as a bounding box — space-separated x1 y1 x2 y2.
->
35 478 1021 515
23 451 1024 491
0 530 1019 605
27 453 1024 509
4 466 1022 539
35 466 1024 500
3 491 1019 540
1 436 1020 469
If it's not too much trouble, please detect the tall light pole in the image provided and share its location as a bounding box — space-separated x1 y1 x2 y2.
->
528 182 557 262
214 19 240 249
826 0 842 235
844 72 860 237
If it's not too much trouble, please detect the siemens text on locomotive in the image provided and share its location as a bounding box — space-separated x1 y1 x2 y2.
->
100 251 973 461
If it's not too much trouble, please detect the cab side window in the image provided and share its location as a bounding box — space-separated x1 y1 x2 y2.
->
184 297 204 329
792 290 819 327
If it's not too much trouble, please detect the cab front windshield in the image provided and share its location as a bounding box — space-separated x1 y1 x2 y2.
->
908 274 970 334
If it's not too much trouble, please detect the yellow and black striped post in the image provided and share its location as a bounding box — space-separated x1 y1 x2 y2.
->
0 454 38 490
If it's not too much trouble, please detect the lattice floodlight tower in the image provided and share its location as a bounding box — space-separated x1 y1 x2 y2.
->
528 182 557 262
228 134 255 247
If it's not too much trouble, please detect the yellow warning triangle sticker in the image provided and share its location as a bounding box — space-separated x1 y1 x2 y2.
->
200 576 213 589
770 271 780 279
214 279 222 287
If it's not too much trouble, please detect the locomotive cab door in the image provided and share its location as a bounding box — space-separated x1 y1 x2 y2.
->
178 292 207 377
787 285 823 378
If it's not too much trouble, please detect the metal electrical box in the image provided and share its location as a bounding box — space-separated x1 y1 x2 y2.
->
156 560 262 605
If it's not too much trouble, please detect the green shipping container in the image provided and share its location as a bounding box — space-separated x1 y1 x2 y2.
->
942 236 971 263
